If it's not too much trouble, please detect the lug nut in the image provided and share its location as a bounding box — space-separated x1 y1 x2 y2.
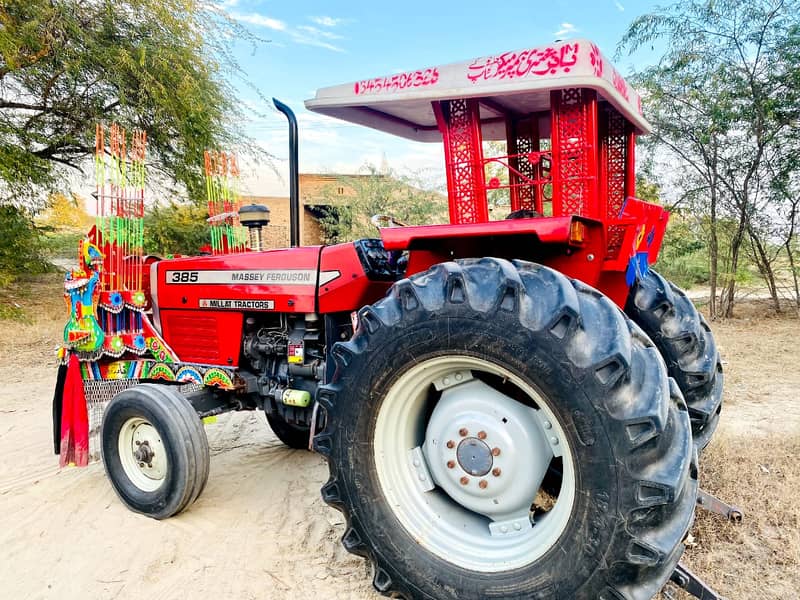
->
492 468 501 477
135 440 141 446
139 462 145 468
446 440 455 449
459 428 469 437
491 447 501 457
447 460 456 469
479 480 488 489
460 476 469 486
477 431 487 440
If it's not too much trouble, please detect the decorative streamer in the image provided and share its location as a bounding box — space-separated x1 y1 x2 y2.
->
203 150 247 254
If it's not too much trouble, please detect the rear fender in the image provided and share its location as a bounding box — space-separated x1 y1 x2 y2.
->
382 217 606 287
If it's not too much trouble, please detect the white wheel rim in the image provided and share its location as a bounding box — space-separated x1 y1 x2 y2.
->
374 356 576 572
118 417 168 492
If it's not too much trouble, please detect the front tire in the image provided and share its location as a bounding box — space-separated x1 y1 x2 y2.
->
101 384 210 519
315 258 697 600
625 271 724 450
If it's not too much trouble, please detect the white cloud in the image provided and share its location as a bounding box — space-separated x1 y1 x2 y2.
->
614 1 625 11
553 22 578 37
232 12 287 31
296 25 344 40
233 13 345 51
310 16 344 27
289 29 345 52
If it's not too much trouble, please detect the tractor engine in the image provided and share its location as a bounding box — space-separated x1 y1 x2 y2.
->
241 312 325 429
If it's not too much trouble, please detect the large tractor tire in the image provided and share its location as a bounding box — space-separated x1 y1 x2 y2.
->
625 270 723 451
266 412 311 450
101 384 210 519
314 258 697 600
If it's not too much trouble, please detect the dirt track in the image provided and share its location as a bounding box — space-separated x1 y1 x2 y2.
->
0 281 798 600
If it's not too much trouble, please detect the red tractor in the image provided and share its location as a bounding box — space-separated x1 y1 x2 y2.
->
54 39 728 599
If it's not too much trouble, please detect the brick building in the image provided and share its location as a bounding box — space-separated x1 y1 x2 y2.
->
241 173 360 248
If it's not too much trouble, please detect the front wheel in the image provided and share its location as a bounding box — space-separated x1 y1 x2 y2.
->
101 384 210 519
315 258 697 599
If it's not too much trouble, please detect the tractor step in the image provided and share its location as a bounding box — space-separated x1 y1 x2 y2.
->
696 488 744 522
667 562 726 600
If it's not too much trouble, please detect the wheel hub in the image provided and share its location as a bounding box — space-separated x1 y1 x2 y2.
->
118 418 167 491
133 440 155 465
374 356 576 572
422 371 556 522
456 437 493 476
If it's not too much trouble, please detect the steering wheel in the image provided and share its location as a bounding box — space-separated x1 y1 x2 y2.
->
370 214 408 229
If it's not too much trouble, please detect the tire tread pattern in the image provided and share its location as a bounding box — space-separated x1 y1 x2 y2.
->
625 270 723 450
315 258 697 600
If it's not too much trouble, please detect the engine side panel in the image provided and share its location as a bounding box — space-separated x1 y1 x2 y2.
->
318 242 396 314
154 247 322 366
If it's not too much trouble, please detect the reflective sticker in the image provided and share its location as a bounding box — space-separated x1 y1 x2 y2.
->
166 270 316 285
199 298 275 310
288 342 304 364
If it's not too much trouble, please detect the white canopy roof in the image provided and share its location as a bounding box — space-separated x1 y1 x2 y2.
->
305 39 650 142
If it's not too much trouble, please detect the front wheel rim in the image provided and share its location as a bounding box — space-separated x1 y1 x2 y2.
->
373 355 576 573
118 417 168 492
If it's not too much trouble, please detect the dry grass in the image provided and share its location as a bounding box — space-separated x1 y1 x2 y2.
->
0 273 65 366
661 432 800 599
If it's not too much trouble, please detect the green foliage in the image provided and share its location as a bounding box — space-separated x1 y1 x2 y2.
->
0 205 50 288
40 231 83 260
656 218 710 288
315 165 448 244
143 202 210 256
619 0 800 314
0 0 263 207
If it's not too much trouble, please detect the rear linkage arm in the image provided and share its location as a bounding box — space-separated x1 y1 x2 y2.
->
668 563 726 600
664 488 743 599
696 488 744 522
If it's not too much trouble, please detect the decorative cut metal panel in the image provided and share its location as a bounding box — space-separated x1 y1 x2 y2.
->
602 106 629 258
550 89 598 218
507 117 540 212
434 99 489 224
83 379 202 462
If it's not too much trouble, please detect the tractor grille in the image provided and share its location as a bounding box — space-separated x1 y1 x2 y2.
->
163 314 221 363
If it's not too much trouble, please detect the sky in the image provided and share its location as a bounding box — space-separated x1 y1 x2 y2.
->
222 0 663 196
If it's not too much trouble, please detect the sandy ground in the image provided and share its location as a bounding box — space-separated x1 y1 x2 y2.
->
0 277 798 600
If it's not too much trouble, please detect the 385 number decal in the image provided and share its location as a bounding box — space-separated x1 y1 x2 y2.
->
168 271 199 283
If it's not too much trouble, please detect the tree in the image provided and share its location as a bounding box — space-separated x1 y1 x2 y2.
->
143 202 210 256
36 192 93 230
619 0 800 317
314 165 448 244
0 0 262 208
0 205 49 287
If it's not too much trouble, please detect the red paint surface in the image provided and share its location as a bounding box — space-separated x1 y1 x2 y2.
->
318 243 393 314
380 217 575 251
154 246 322 366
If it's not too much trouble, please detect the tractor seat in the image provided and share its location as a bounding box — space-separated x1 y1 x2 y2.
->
354 238 407 281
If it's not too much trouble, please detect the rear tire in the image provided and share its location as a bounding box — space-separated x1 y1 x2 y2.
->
625 271 723 450
101 384 210 519
315 258 697 600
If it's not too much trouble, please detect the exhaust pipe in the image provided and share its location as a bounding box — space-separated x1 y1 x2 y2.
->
273 98 300 248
